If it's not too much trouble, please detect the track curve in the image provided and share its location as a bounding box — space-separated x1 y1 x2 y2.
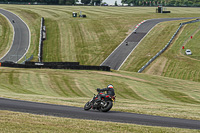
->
0 8 30 63
0 98 200 129
101 17 196 70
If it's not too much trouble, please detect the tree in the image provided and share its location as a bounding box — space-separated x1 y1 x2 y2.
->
65 0 76 5
92 0 102 5
81 0 91 4
115 1 118 6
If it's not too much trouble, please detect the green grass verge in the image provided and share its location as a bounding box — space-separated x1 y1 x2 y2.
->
0 14 13 58
161 22 200 82
1 110 199 133
140 22 200 82
0 68 199 120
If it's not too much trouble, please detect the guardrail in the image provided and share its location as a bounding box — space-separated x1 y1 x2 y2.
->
38 17 45 62
1 62 110 71
138 18 200 73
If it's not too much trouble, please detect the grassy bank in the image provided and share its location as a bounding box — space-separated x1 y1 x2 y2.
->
121 19 200 82
142 21 200 82
0 67 199 120
1 5 200 65
0 6 200 81
0 14 13 58
1 110 199 133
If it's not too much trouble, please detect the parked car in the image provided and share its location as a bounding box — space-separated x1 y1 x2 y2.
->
185 49 192 55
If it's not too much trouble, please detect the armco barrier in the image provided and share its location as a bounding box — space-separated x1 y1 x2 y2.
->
1 62 110 71
138 19 200 73
38 17 44 62
25 62 79 66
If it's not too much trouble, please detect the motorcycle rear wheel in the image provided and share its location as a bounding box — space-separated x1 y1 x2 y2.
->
101 101 113 112
84 101 92 110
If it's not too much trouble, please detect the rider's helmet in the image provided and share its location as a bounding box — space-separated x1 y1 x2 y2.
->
107 84 113 89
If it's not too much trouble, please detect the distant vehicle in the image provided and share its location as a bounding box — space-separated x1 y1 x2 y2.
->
123 4 129 6
185 49 192 55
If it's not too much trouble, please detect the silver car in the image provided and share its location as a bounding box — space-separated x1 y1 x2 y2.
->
185 49 192 55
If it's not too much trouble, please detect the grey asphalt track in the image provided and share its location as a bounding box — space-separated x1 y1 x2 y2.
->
0 9 30 63
0 98 200 129
101 17 196 70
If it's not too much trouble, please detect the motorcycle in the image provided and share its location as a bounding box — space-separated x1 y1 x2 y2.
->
84 89 116 112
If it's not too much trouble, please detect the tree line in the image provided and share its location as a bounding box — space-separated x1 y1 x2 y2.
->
122 0 200 6
0 0 102 5
0 0 200 6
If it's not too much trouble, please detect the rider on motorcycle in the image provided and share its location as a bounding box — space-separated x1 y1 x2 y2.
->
96 84 115 101
84 84 116 112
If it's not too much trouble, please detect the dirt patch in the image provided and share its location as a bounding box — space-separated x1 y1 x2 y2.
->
145 57 168 76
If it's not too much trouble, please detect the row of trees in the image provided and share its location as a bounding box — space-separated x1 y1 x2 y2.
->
0 0 102 5
0 0 76 5
81 0 102 5
121 0 200 6
0 0 200 6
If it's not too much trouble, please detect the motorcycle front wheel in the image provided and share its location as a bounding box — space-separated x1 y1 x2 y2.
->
84 101 92 111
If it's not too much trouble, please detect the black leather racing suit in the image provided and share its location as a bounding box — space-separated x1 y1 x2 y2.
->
97 87 115 101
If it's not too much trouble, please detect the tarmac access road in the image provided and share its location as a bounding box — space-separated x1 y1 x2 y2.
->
101 17 196 70
0 9 30 63
0 97 200 130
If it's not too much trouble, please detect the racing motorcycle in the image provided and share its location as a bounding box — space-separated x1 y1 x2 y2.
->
84 89 116 112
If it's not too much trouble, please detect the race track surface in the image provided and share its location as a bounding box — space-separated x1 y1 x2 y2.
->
0 9 30 63
0 98 200 130
101 17 195 70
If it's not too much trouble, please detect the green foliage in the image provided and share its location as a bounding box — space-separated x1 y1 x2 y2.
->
122 0 200 6
81 0 91 5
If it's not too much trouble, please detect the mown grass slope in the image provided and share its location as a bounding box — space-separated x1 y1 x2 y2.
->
0 13 13 58
1 5 200 65
1 110 199 133
139 21 200 82
0 67 199 120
